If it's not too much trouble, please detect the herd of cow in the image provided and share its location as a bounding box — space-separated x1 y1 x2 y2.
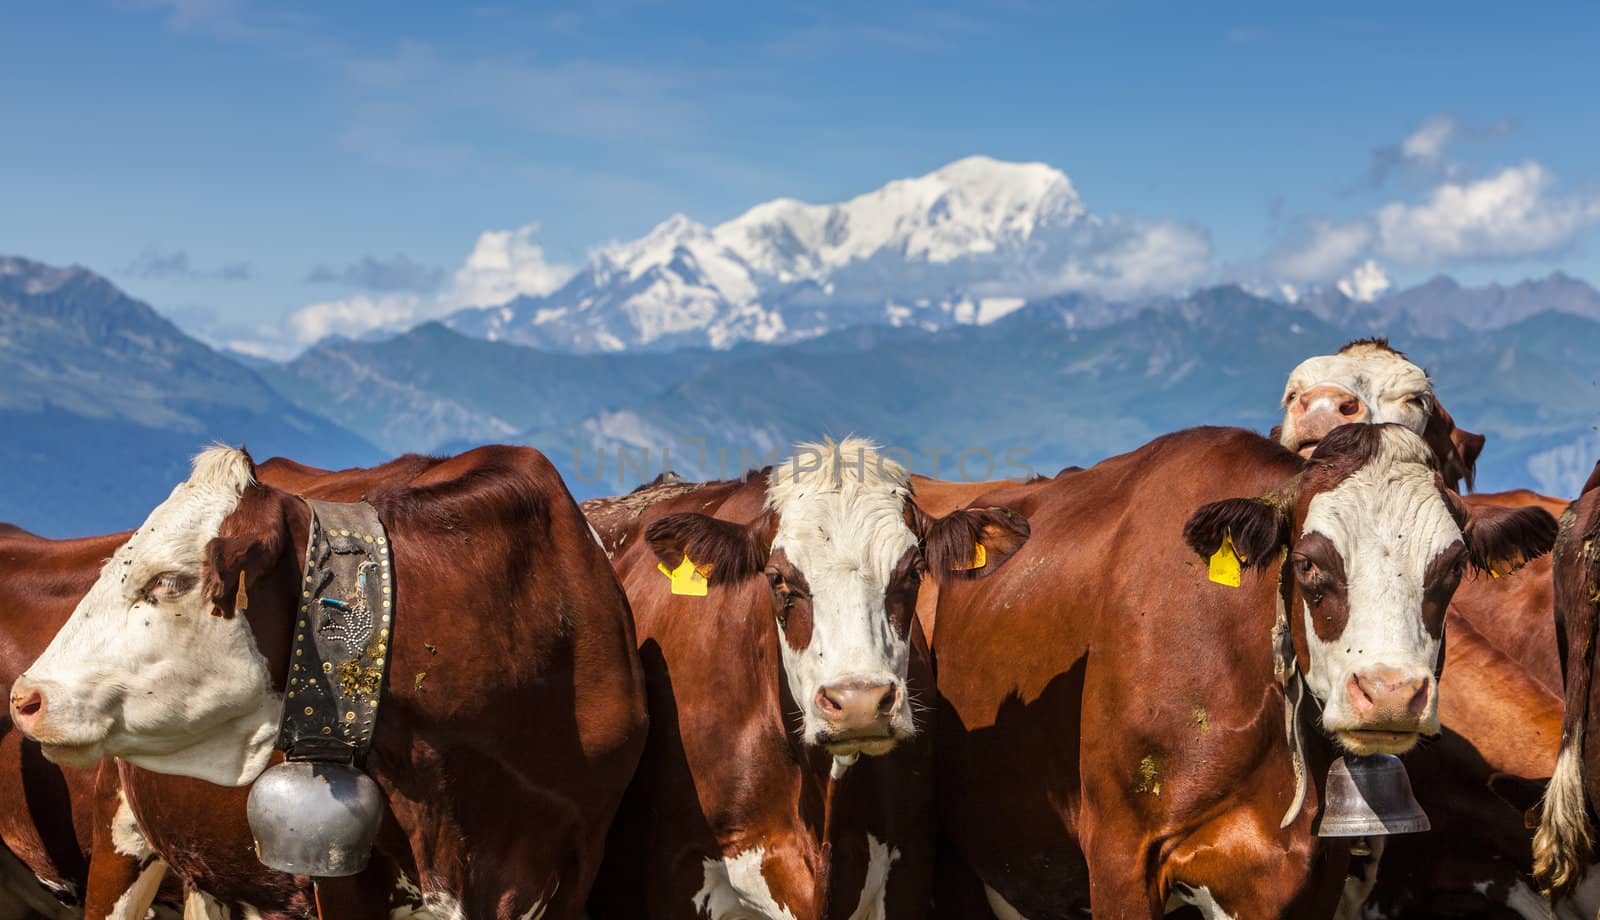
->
0 337 1598 919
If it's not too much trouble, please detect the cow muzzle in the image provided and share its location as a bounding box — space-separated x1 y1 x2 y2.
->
8 677 105 766
1290 385 1367 456
1333 667 1435 755
814 679 903 756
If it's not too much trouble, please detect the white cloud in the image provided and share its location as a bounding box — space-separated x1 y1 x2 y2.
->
1272 220 1374 282
1050 218 1212 300
1399 113 1458 164
1336 260 1391 302
443 225 576 309
1373 162 1600 263
272 224 575 357
1272 162 1600 285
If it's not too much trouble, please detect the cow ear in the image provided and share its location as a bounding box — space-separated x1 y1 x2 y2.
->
1422 401 1481 492
1581 461 1600 499
1183 498 1290 571
204 483 292 618
921 506 1029 580
645 513 770 585
1462 502 1558 576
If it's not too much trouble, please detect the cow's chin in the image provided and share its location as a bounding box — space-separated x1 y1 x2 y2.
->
1295 438 1321 458
823 736 899 758
1334 728 1422 756
39 739 106 768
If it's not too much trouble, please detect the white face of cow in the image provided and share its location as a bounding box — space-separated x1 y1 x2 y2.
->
1278 343 1433 456
764 439 920 755
9 447 280 786
1292 427 1461 754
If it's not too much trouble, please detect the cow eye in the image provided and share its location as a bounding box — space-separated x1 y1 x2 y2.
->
1283 391 1298 408
1293 556 1318 578
142 572 195 604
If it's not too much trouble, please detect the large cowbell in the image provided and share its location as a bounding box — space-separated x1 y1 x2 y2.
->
1316 753 1431 837
248 761 384 876
248 500 395 876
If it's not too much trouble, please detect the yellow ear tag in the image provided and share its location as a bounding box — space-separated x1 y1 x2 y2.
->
952 543 988 572
1488 555 1523 579
1208 536 1243 588
658 555 709 597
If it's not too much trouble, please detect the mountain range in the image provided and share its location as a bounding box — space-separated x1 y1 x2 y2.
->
3 188 1599 534
0 256 380 535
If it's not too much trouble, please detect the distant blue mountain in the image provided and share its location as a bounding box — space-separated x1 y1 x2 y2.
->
0 257 381 535
269 284 1600 501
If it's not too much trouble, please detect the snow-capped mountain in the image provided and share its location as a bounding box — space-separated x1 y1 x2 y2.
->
445 156 1176 352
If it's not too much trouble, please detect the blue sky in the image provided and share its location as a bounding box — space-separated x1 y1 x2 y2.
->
4 0 1598 354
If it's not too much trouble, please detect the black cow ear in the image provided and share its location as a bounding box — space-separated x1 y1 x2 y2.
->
1463 503 1558 576
644 513 769 585
1183 498 1289 571
922 506 1029 580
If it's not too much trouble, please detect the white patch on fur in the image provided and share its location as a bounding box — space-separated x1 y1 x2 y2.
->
111 790 155 859
846 834 899 920
182 889 230 920
1333 837 1383 920
390 872 437 920
105 857 168 920
982 885 1030 920
1300 427 1454 741
1164 883 1236 920
16 446 281 786
692 847 798 920
1279 344 1433 449
1472 877 1552 919
421 892 466 920
1557 869 1600 919
766 438 918 747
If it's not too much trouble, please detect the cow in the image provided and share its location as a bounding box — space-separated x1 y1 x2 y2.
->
581 437 1029 919
930 424 1557 917
1535 461 1600 900
0 454 475 919
8 443 649 919
1277 338 1484 492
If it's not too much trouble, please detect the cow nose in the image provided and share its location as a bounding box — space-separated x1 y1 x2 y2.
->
1294 385 1368 453
1346 668 1431 725
9 678 45 734
816 681 897 729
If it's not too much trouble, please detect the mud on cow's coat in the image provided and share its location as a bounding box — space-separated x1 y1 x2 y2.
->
9 445 649 920
929 424 1556 918
582 438 1029 920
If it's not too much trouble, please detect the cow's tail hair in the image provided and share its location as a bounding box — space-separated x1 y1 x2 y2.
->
1535 733 1593 897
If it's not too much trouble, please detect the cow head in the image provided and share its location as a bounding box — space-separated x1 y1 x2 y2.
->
645 438 1028 757
1277 339 1483 490
1185 425 1556 756
9 446 299 786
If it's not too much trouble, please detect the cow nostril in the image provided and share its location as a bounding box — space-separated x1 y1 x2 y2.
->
816 688 843 716
1347 674 1374 713
13 690 42 719
1407 680 1431 717
875 685 898 717
1339 398 1361 417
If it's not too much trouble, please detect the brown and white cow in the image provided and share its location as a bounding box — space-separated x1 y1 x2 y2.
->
931 424 1556 917
583 438 1028 919
1535 462 1600 899
0 454 467 920
1277 338 1484 492
8 444 649 919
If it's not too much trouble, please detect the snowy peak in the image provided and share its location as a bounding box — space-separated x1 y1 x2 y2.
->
445 156 1164 352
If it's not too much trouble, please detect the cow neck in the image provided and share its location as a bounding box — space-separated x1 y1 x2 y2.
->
275 499 395 767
